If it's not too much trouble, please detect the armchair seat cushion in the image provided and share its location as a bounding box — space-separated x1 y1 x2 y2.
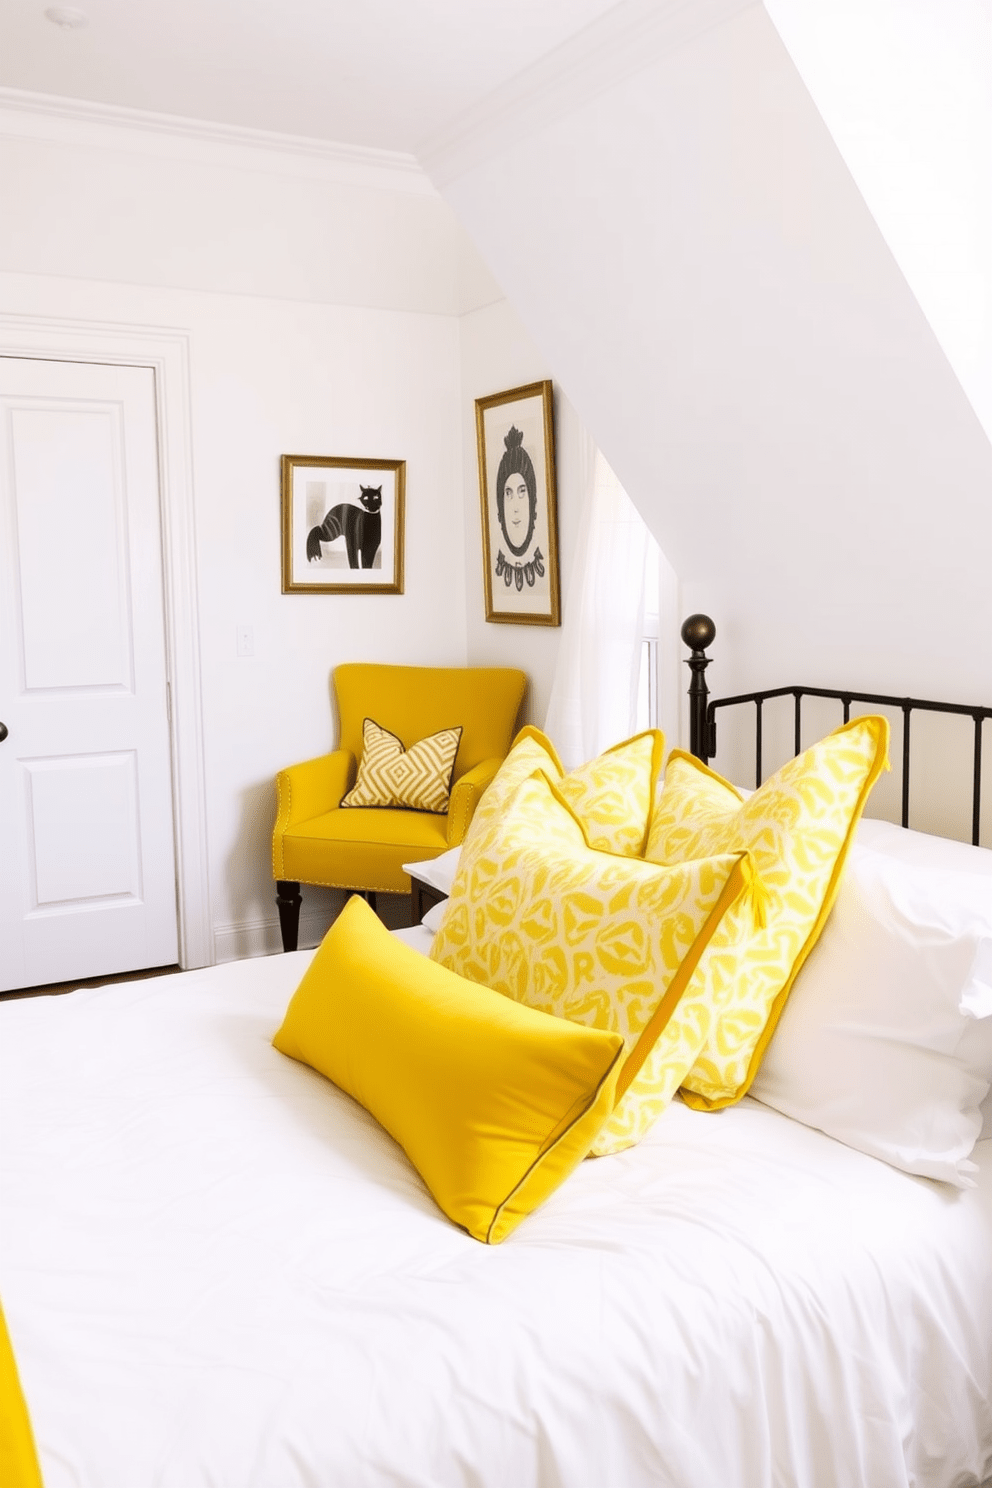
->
281 807 451 894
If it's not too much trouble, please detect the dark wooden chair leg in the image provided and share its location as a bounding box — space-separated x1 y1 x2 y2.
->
276 880 302 952
365 890 377 914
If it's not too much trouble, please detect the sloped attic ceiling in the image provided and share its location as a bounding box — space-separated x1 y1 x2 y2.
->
765 0 992 451
423 0 992 707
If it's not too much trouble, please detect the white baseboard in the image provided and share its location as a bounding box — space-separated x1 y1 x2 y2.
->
213 912 331 964
213 894 412 964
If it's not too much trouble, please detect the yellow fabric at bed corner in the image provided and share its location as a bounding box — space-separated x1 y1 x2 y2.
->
272 895 623 1244
0 1303 43 1488
647 715 890 1110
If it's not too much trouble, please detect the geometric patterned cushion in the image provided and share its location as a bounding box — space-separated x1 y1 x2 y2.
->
646 716 890 1110
341 717 462 814
430 768 764 1156
555 729 665 857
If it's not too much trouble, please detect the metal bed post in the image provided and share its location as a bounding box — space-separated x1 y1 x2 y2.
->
681 614 716 764
973 715 985 849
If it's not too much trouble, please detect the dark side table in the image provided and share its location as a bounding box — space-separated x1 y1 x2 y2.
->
409 873 448 927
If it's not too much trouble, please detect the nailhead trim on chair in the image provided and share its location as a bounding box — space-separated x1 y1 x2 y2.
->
300 878 431 895
273 772 289 878
448 796 471 845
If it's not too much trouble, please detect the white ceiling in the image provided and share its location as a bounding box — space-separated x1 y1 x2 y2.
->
0 0 626 153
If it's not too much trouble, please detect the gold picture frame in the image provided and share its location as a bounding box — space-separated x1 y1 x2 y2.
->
475 380 560 626
280 455 405 595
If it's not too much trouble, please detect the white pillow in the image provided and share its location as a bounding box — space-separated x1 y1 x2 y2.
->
751 844 992 1186
857 815 992 876
421 898 447 934
856 818 992 1141
401 845 462 897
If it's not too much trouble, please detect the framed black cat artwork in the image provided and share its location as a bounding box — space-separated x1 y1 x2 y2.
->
475 380 560 626
280 455 405 595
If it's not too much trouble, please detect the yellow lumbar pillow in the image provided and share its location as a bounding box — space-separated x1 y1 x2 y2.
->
272 894 623 1244
430 769 763 1155
341 717 462 813
646 715 889 1109
554 729 665 857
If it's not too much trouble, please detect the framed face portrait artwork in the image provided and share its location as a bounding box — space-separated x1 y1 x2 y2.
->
280 455 405 595
475 380 561 626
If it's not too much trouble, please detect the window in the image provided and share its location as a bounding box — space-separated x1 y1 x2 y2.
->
636 539 660 731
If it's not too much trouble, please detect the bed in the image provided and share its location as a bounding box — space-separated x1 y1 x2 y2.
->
2 622 991 1488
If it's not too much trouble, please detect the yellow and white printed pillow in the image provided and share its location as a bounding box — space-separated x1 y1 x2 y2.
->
341 717 462 814
430 769 764 1155
463 725 664 863
458 725 563 856
555 729 665 857
646 716 890 1110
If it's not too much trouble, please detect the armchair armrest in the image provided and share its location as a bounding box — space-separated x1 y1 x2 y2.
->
274 750 355 836
446 757 502 847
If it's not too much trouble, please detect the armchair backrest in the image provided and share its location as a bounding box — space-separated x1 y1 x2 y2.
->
333 664 527 783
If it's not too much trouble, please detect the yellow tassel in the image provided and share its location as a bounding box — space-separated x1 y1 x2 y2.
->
740 852 770 930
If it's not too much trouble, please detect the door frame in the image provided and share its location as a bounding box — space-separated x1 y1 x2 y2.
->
0 315 212 969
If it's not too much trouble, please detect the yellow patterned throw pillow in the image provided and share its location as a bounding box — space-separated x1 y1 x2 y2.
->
430 769 765 1155
458 725 563 855
646 716 890 1109
341 717 462 813
273 895 624 1244
555 729 665 857
461 725 664 862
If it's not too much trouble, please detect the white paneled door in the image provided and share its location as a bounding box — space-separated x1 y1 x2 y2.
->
0 358 178 991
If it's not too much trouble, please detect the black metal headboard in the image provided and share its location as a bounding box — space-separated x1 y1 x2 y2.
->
682 614 992 847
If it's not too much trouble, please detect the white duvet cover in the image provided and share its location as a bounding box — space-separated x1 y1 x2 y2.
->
2 947 991 1488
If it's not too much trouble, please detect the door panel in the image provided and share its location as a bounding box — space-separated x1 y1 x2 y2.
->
12 404 134 692
25 751 140 906
0 358 178 991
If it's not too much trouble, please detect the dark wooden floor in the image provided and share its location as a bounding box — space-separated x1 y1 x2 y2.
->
2 964 181 1002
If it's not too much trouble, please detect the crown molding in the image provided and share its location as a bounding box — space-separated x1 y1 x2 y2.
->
0 86 436 195
418 0 758 187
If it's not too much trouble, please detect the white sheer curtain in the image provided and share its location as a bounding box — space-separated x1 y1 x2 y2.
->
544 443 659 769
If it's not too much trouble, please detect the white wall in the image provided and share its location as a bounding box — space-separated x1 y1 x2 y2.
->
0 97 576 962
0 268 471 956
0 90 501 315
429 2 992 717
459 299 589 727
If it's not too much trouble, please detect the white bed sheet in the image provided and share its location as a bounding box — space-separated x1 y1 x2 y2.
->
2 950 991 1488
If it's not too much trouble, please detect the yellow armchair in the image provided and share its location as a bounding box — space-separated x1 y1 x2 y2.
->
273 663 527 949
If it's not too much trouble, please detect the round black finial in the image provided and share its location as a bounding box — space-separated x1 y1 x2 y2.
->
681 613 716 652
